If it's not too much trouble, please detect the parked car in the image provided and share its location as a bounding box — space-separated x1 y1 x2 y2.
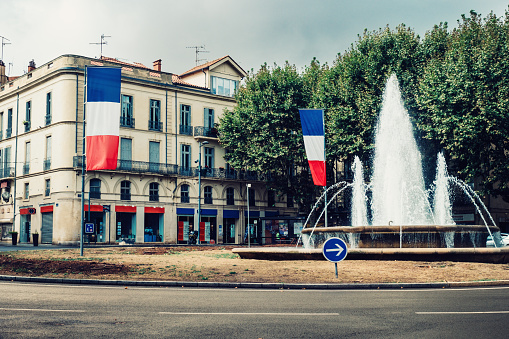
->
486 233 509 247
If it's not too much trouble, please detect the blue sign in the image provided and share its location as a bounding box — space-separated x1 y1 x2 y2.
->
322 237 348 262
85 223 95 234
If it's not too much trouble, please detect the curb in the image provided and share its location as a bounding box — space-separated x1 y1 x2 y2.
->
1 274 508 290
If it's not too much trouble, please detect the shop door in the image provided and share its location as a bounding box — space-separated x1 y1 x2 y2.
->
41 212 53 244
223 218 236 244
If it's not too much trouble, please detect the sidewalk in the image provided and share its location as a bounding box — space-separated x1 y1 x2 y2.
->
0 241 76 252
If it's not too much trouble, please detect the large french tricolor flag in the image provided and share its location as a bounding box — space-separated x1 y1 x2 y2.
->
86 67 121 171
299 109 326 186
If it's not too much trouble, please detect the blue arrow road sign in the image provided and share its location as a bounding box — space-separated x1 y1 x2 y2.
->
322 237 348 262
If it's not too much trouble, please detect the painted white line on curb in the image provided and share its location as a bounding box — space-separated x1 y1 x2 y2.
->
416 311 509 314
159 312 339 316
0 308 85 313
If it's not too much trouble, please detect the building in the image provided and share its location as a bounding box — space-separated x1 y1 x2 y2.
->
0 55 300 244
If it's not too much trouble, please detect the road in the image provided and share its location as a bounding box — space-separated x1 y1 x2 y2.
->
0 282 508 338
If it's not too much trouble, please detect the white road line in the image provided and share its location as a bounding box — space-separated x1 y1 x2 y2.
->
159 312 339 316
0 308 85 313
415 311 509 314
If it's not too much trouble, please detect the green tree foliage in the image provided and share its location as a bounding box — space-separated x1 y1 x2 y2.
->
218 62 318 208
416 10 509 197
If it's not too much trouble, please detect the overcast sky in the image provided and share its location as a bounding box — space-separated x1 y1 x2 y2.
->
1 0 507 76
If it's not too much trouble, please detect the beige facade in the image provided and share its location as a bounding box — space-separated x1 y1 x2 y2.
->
0 55 299 244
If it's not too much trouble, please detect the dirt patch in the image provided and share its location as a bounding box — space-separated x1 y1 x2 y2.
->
1 246 508 284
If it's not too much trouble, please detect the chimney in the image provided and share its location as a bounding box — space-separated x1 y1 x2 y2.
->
28 59 36 72
153 59 161 72
0 60 6 85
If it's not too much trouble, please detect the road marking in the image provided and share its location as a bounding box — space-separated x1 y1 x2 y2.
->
415 311 509 314
0 308 85 313
159 312 339 316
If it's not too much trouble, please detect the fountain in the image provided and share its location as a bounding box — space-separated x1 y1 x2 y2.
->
234 74 508 263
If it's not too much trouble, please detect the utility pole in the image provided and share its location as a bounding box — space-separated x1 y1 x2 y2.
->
90 34 111 58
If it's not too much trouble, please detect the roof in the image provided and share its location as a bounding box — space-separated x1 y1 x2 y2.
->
171 74 208 89
100 56 149 69
179 55 247 78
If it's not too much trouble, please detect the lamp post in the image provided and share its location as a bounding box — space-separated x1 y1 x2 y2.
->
247 183 251 248
197 141 209 245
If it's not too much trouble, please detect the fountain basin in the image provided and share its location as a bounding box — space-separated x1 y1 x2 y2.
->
232 246 509 263
301 225 500 248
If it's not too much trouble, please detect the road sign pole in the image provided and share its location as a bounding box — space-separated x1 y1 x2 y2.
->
322 237 348 279
335 263 338 278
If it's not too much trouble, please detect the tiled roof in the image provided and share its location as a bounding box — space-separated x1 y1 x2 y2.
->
100 56 149 69
171 74 208 89
179 56 230 77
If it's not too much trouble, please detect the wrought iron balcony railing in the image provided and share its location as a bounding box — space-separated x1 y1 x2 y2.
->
43 158 51 171
148 120 162 131
73 156 267 182
179 124 193 136
194 126 218 138
120 116 135 128
45 115 51 126
23 163 30 175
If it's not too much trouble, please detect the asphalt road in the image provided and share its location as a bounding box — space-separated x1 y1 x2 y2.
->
0 282 508 338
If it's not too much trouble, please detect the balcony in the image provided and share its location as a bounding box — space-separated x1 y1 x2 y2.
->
45 115 51 126
148 120 162 131
179 124 193 136
24 121 31 132
194 126 218 139
72 156 267 181
120 116 135 128
0 167 14 179
6 127 11 138
23 163 30 175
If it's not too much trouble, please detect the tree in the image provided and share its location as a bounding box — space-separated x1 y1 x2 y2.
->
218 62 318 209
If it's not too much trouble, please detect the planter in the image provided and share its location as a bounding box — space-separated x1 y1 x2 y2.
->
10 232 17 246
32 233 39 246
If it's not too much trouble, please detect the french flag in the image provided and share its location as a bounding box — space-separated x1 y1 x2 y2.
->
86 67 121 171
299 109 326 186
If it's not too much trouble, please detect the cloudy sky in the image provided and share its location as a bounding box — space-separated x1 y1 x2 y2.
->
1 0 507 76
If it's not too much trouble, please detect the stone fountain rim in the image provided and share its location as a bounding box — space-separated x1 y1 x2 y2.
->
301 225 499 233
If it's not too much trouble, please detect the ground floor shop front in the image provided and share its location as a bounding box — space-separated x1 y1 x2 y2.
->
14 202 301 245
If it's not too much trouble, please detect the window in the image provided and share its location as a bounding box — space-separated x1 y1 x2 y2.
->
24 183 29 199
44 136 51 170
45 179 50 197
226 187 235 205
0 111 3 140
180 144 191 174
121 95 134 128
149 182 159 201
45 92 52 125
149 141 160 172
268 190 275 207
6 108 12 138
120 138 132 170
120 180 131 200
204 186 213 204
204 147 214 168
25 101 31 132
149 99 161 131
180 104 192 135
90 178 101 199
204 108 214 129
181 184 190 203
3 147 11 177
24 142 30 175
211 76 238 97
248 187 255 207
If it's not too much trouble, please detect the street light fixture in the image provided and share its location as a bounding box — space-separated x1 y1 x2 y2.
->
197 141 209 244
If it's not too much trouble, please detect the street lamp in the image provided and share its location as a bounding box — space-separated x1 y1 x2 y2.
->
197 141 209 244
247 183 251 247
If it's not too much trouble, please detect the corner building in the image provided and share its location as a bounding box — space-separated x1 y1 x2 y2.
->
0 55 299 245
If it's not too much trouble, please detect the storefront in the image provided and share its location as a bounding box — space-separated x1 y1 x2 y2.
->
115 205 136 242
144 206 164 242
177 208 194 244
84 205 105 243
200 209 217 244
244 211 260 244
223 210 239 244
261 216 305 244
40 205 54 244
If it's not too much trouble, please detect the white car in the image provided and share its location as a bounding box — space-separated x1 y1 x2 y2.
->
486 233 509 247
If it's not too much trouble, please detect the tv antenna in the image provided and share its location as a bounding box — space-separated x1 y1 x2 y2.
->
0 36 11 61
90 34 111 58
187 45 209 66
